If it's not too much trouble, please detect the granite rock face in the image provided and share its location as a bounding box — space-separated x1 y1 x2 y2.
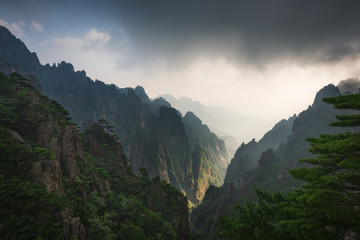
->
32 159 62 193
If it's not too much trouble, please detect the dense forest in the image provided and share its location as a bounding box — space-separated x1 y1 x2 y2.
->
0 72 190 239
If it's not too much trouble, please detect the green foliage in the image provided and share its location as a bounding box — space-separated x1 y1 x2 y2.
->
0 72 190 239
82 119 119 142
33 147 56 160
219 93 360 239
323 93 360 110
106 193 177 240
0 73 72 139
79 121 189 239
0 125 66 239
46 98 72 125
324 94 360 127
0 177 66 239
219 190 293 240
119 220 147 240
0 74 69 237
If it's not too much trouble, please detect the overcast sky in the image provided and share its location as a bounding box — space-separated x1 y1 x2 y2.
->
1 0 360 141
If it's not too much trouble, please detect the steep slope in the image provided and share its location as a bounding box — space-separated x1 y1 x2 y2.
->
224 114 296 184
0 72 190 239
183 112 229 202
0 25 228 203
191 83 349 239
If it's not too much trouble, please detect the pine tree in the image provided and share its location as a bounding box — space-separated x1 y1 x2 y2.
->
288 93 360 238
219 93 360 239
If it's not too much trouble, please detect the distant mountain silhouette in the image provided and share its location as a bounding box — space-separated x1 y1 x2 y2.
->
158 94 274 154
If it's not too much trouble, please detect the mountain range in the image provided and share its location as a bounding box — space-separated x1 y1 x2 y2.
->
0 26 230 205
158 94 274 146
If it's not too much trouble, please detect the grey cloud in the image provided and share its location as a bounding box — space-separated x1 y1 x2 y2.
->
106 0 360 67
325 45 360 62
3 0 360 67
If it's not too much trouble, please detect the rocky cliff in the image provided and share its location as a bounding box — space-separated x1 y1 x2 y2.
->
0 72 190 239
183 112 228 202
224 114 296 184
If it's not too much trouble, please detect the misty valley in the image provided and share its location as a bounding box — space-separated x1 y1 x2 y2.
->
1 11 360 240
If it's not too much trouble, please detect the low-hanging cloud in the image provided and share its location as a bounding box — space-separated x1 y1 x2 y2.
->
53 29 111 50
105 0 360 68
0 19 25 38
30 21 44 33
0 19 43 37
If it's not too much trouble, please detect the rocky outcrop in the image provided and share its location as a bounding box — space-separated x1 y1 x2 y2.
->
0 56 20 74
92 174 112 196
24 84 84 179
53 126 83 179
32 159 62 193
61 208 86 240
6 128 64 194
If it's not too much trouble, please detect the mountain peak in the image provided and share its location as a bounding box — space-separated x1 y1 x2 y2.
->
0 26 40 73
183 111 203 126
57 61 75 72
312 84 340 108
134 85 150 102
0 25 14 38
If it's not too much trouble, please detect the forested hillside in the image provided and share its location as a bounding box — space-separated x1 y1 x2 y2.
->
0 72 190 239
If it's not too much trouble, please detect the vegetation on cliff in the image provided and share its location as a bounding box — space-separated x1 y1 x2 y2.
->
0 72 67 239
0 72 190 239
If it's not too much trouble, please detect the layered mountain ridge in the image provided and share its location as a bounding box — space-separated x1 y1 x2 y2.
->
158 93 272 148
0 26 228 204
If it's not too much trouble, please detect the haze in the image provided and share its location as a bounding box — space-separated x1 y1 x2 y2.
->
1 0 360 142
